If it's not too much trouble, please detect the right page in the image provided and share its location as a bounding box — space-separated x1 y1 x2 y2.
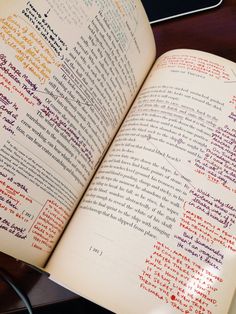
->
46 49 236 314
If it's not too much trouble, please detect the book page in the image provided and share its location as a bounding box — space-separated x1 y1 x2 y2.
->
0 0 155 266
47 49 236 314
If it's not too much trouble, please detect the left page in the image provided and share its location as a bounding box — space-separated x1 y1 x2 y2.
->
0 0 155 267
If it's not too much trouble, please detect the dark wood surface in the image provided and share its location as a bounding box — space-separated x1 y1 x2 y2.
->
0 252 78 313
152 0 236 62
0 0 235 313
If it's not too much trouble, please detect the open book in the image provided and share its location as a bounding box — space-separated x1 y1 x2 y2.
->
0 0 236 313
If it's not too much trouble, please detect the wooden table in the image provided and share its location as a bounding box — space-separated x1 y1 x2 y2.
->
0 0 235 312
153 0 236 62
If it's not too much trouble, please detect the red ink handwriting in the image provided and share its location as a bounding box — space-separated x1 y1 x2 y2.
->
157 54 231 81
140 242 222 313
180 205 236 253
30 200 71 252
